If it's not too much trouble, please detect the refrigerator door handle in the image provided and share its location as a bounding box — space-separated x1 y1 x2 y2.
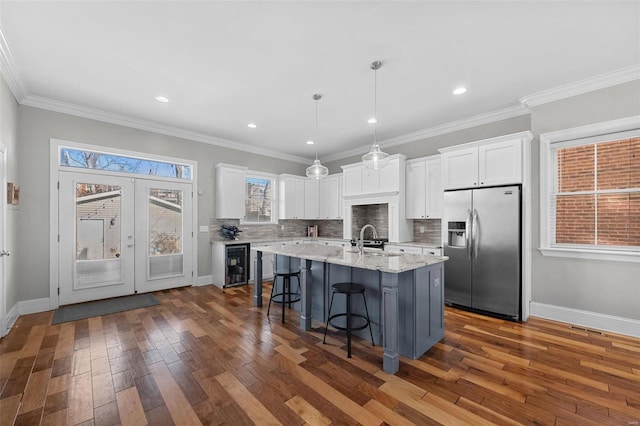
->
466 209 472 259
472 209 479 258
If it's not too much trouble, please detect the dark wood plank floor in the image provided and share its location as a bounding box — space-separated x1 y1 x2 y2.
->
1 283 639 425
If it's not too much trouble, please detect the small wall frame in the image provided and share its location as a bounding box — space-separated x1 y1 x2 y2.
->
7 182 19 205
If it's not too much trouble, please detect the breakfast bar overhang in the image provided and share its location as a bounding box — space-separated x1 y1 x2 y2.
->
253 244 448 374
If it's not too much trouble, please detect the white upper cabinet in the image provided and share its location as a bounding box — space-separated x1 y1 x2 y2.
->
341 154 404 197
319 174 342 219
439 132 533 190
304 179 319 219
405 155 442 219
279 174 305 219
215 163 247 219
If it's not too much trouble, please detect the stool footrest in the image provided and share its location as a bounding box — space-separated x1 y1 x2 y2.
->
270 292 301 305
327 313 370 332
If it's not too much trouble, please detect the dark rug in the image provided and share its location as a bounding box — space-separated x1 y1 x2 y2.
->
52 293 160 324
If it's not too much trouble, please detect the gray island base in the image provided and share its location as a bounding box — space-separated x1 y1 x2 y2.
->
252 244 448 374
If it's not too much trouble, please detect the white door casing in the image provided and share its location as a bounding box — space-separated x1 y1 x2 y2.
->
50 139 197 308
0 141 7 336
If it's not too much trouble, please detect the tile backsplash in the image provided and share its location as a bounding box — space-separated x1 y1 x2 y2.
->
210 217 440 245
210 219 344 242
412 219 442 246
351 204 389 239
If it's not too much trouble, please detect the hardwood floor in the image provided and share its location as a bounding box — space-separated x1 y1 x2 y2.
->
1 284 639 425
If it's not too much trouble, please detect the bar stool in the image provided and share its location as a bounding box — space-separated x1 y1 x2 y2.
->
267 265 301 324
323 282 375 358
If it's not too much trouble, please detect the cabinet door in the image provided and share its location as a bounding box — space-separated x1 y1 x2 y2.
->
406 160 426 218
304 180 319 219
442 147 478 189
379 158 400 192
215 166 246 219
478 139 522 186
425 158 442 218
294 179 306 218
333 175 343 219
279 176 305 219
342 167 362 196
319 179 331 219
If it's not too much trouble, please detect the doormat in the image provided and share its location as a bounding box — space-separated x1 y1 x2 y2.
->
52 293 160 324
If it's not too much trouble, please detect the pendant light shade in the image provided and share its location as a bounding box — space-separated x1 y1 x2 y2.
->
362 60 390 170
306 93 329 179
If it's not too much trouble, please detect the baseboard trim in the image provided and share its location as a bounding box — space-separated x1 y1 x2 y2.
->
196 275 213 286
4 302 19 337
529 302 640 338
19 298 52 315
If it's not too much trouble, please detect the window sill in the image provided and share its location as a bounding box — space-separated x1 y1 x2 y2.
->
539 247 640 263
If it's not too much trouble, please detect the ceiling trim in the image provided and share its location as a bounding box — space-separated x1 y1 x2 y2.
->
520 64 640 107
0 25 28 102
20 95 311 165
323 103 530 163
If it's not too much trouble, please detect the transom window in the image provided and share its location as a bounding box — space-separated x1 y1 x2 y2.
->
540 117 640 262
61 147 192 180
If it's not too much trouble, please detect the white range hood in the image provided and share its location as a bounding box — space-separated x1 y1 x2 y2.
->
340 154 412 242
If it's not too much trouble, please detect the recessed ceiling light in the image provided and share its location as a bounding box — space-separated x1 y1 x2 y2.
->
453 87 467 95
247 123 257 128
155 96 169 103
306 140 315 145
368 117 377 124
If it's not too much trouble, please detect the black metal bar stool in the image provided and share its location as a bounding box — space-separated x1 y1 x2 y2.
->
267 266 301 324
323 282 375 358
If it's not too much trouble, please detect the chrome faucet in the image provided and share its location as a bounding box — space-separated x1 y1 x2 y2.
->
358 224 378 254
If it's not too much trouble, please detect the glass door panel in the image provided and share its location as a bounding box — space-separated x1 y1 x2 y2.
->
59 172 135 305
135 180 193 293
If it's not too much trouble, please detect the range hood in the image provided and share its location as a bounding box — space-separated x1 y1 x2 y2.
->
340 154 412 242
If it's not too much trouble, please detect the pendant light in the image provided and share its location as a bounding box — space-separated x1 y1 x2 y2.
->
362 60 390 170
306 93 329 179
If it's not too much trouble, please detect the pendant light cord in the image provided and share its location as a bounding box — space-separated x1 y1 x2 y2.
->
315 96 319 161
373 64 378 146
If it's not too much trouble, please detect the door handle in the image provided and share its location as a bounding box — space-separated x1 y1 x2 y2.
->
127 244 134 248
0 250 10 257
465 209 472 259
472 209 479 258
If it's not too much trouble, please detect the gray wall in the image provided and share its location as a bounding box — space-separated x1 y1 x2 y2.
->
0 75 19 313
530 80 640 320
16 105 306 300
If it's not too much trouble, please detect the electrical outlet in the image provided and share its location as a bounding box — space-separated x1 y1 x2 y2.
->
434 277 440 287
420 226 425 233
281 225 284 230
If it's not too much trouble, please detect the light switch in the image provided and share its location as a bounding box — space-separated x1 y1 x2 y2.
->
420 226 425 233
199 226 209 233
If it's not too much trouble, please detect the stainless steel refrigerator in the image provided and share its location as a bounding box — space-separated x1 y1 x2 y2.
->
443 185 521 320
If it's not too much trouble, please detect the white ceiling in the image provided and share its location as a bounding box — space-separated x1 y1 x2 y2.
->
1 1 639 163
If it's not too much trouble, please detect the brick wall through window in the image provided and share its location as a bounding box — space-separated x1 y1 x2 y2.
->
554 137 640 247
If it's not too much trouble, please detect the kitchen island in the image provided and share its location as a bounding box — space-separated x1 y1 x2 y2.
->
253 244 448 374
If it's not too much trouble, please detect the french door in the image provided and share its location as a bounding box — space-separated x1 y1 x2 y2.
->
59 171 193 305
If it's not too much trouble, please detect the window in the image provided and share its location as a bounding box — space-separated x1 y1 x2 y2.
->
242 174 276 224
540 116 640 262
61 147 192 180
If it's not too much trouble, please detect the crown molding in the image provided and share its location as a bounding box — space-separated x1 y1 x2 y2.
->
20 95 311 165
323 103 530 163
0 24 28 102
520 64 640 108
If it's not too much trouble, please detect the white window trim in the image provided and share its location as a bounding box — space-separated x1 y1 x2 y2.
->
539 115 640 263
240 170 278 225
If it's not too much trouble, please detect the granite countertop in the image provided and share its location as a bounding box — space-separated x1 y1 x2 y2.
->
214 237 350 245
253 244 447 273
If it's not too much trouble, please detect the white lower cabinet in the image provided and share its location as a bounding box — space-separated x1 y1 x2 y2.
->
384 244 442 256
384 244 423 255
